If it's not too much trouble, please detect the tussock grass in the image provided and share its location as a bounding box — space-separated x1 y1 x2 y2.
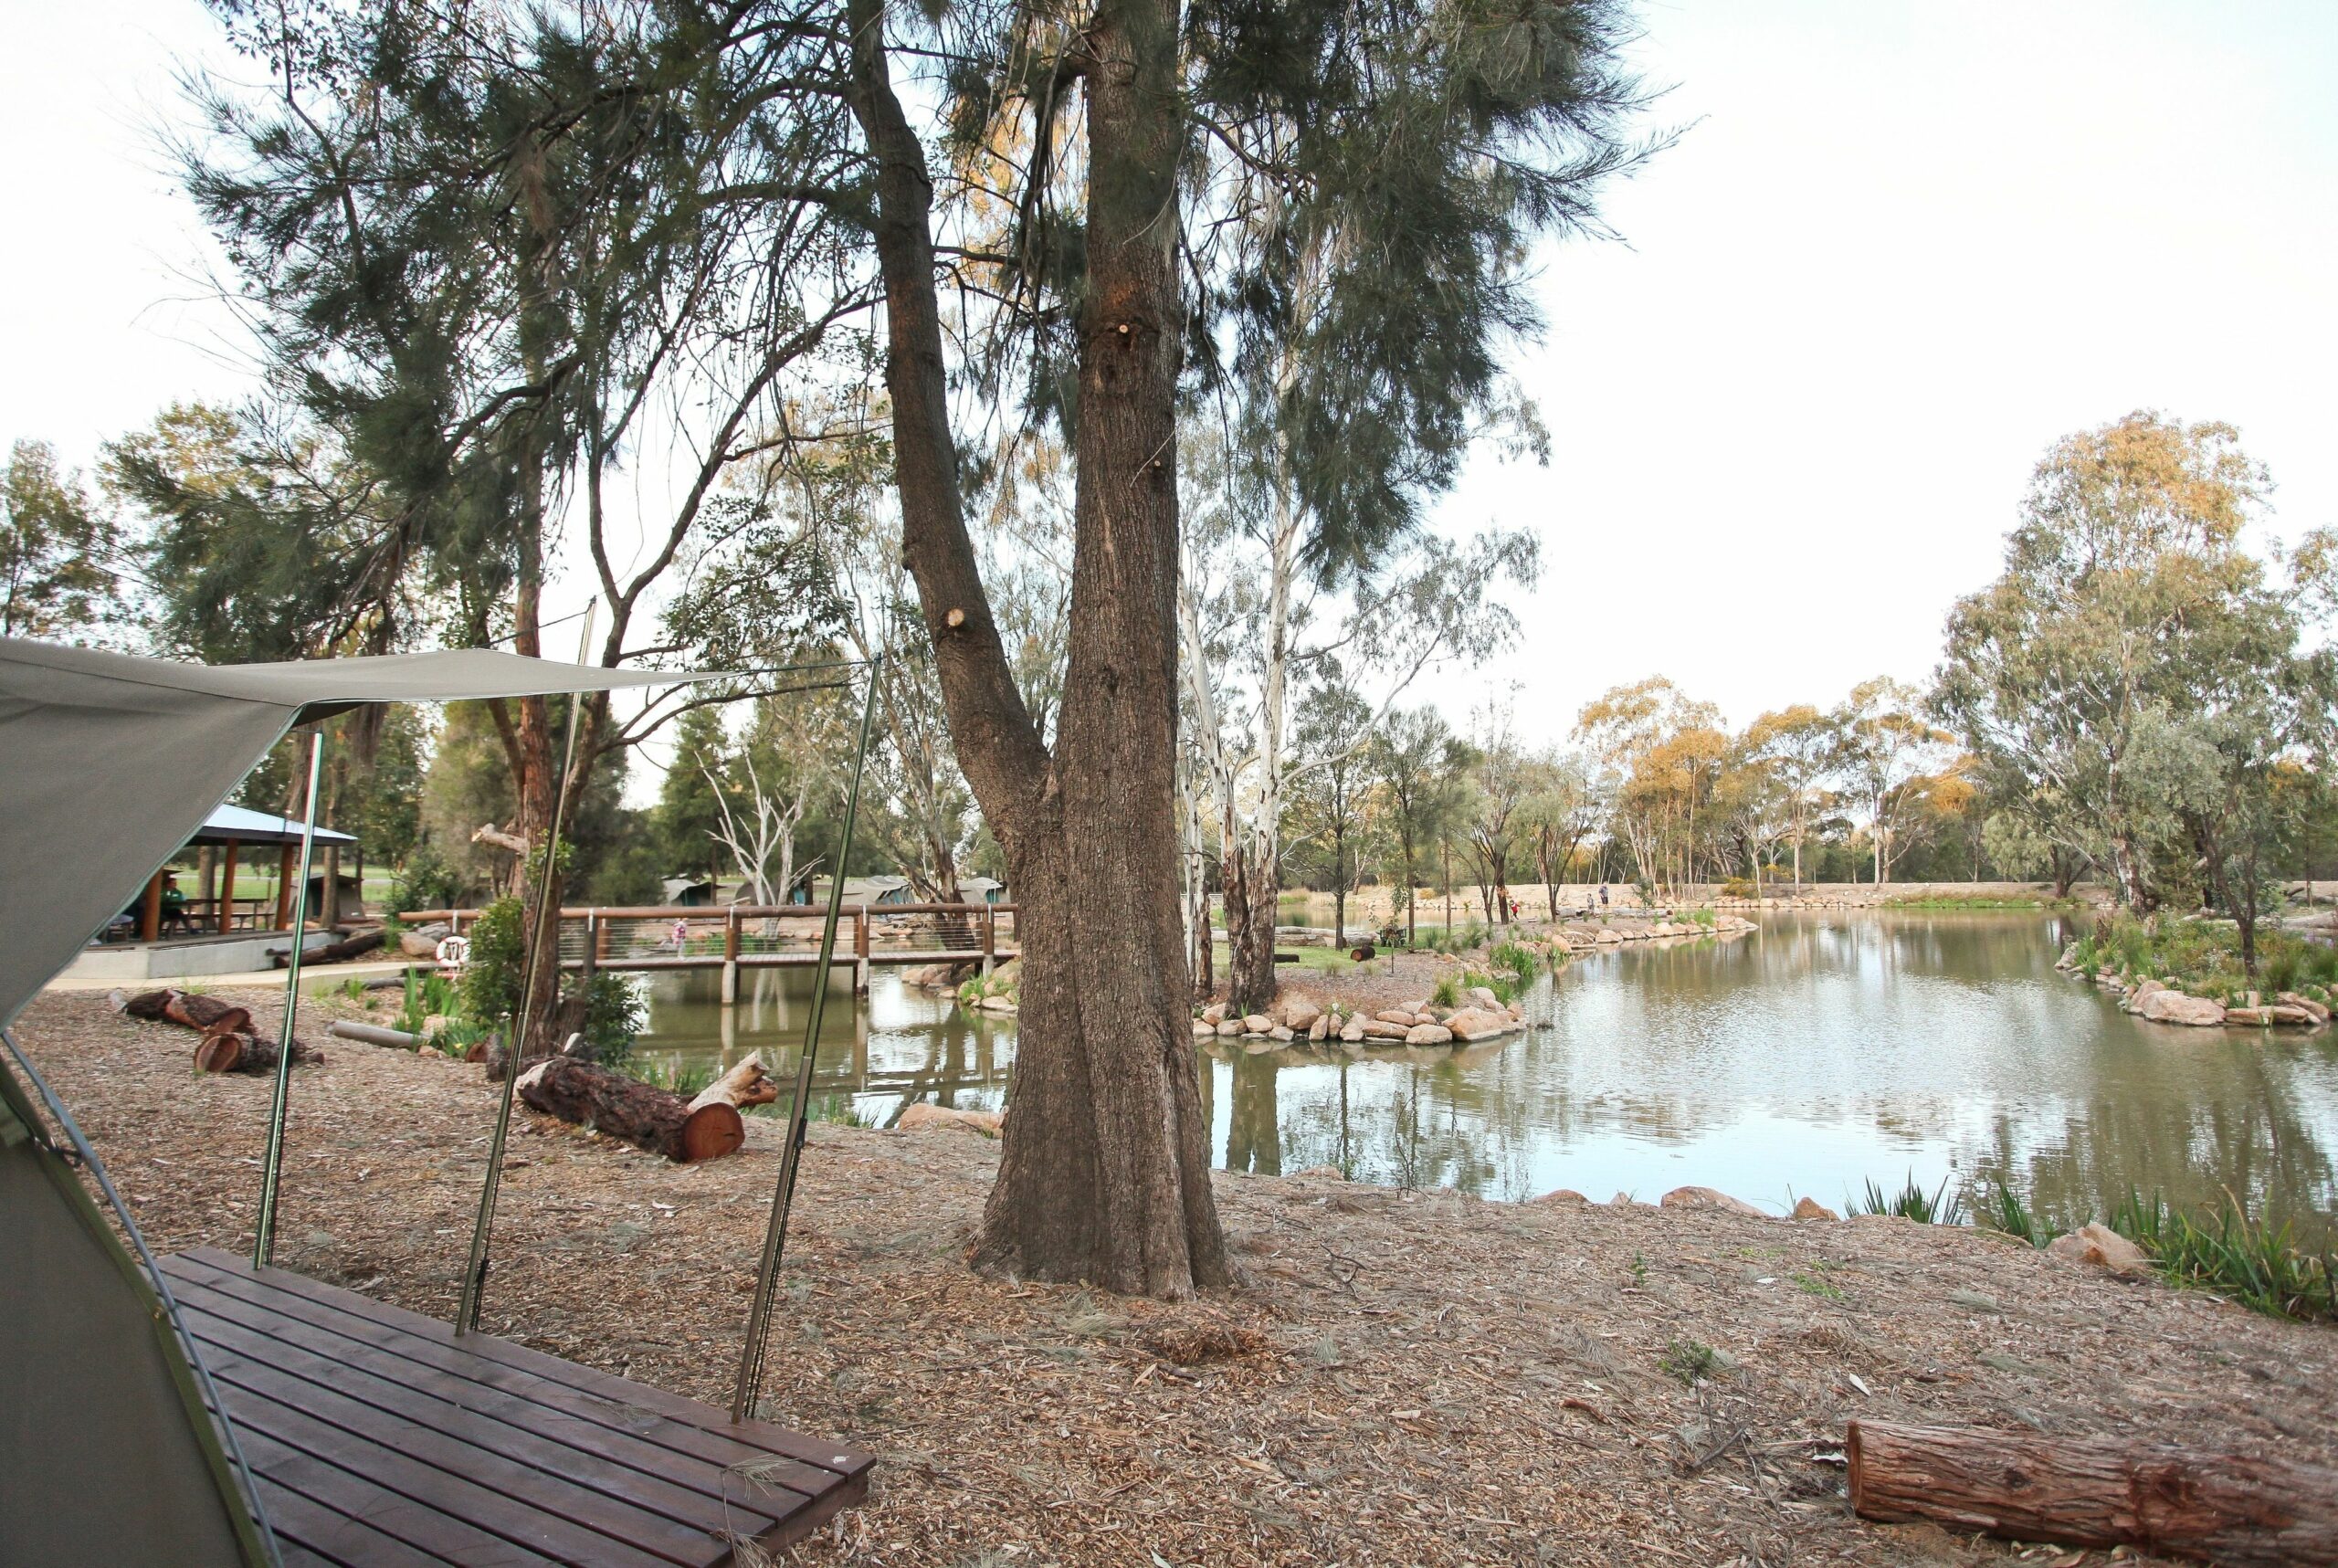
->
1849 1172 1964 1226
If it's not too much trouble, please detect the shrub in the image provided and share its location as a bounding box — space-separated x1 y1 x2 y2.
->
1977 1178 2048 1247
456 896 640 1065
2109 1191 2336 1322
1490 941 1542 986
1429 974 1459 1009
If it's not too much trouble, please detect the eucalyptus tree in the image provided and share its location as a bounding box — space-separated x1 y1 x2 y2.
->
1830 677 1954 885
1741 704 1835 887
1181 421 1536 1007
1522 750 1599 914
1371 706 1473 943
1934 412 2279 913
1284 678 1378 946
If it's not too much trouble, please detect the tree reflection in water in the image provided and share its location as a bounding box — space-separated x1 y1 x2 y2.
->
630 916 2338 1244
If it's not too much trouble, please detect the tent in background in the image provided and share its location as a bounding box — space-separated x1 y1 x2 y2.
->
0 637 715 1566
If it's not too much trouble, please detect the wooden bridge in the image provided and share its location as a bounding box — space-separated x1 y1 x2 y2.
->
399 902 1020 997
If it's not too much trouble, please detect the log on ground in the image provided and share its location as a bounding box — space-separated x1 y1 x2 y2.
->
119 987 255 1037
516 1056 744 1163
325 1019 424 1049
290 927 387 966
1847 1418 2338 1566
193 1029 323 1075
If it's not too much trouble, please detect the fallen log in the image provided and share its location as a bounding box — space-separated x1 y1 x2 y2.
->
516 1056 744 1163
281 927 386 967
326 1019 424 1050
120 987 255 1037
1846 1419 2338 1566
688 1050 778 1113
194 1029 325 1076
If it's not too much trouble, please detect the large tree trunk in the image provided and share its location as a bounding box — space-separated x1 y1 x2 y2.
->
1223 841 1279 1016
1847 1419 2338 1566
845 0 1225 1299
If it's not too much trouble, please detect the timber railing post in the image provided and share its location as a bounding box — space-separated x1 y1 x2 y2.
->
981 906 996 976
854 907 870 994
722 905 742 1005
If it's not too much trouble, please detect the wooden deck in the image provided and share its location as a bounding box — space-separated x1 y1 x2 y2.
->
159 1248 872 1567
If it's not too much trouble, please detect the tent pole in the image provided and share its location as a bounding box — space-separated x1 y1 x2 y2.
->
252 731 326 1268
457 604 595 1335
732 654 881 1422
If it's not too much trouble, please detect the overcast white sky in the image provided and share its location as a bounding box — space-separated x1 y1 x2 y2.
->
4 0 2334 750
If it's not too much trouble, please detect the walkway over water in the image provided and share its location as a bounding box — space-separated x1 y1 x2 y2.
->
400 902 1019 995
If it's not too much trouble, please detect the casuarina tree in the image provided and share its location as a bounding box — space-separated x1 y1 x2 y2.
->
190 0 1657 1296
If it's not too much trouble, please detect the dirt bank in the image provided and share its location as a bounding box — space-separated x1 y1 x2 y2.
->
16 987 2336 1567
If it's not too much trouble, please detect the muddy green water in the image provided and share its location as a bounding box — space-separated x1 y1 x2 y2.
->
629 910 2338 1241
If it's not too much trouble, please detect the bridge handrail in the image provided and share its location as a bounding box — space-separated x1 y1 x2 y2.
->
396 901 1016 922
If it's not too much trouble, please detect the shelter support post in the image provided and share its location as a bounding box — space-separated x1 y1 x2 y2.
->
140 870 164 942
252 732 325 1268
733 656 880 1423
272 847 294 931
217 841 238 933
321 845 341 928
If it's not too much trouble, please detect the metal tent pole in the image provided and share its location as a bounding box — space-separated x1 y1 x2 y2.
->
253 731 326 1268
732 654 881 1422
457 605 595 1335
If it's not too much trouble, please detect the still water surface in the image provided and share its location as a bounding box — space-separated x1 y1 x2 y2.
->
631 910 2338 1241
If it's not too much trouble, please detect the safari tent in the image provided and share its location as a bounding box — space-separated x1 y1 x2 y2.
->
0 637 873 1565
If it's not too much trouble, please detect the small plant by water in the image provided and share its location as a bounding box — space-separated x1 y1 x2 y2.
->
1850 1171 1964 1225
1977 1178 2048 1247
625 1056 715 1099
1430 974 1460 1009
2109 1191 2337 1322
1490 941 1543 988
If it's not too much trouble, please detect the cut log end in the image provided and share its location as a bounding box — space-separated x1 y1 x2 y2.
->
679 1103 746 1163
194 1032 244 1074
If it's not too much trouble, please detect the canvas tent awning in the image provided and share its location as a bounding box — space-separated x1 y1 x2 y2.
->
0 637 708 1028
0 637 722 1568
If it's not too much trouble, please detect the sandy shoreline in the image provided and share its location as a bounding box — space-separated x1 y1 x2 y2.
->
17 985 2337 1566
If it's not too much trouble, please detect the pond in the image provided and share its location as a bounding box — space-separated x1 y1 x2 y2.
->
628 910 2338 1244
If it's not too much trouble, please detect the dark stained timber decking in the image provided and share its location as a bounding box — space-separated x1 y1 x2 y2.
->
160 1247 872 1567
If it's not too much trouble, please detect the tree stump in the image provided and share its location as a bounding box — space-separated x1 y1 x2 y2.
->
1847 1419 2338 1566
517 1056 744 1163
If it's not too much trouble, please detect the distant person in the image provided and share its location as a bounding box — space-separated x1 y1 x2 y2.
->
160 874 193 934
1598 884 1610 909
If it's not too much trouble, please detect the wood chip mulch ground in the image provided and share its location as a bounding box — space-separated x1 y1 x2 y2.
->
16 987 2337 1568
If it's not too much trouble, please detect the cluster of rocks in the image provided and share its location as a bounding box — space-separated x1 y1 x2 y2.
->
2057 948 2333 1029
1193 988 1527 1053
1553 913 1757 947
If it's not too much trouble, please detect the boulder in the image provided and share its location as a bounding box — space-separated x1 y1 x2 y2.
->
1405 1023 1454 1045
1792 1196 1839 1222
1339 1021 1365 1043
1216 1019 1244 1037
1308 1013 1331 1041
1201 1003 1229 1025
1282 999 1322 1032
897 1103 1004 1135
1595 928 1622 943
2225 1005 2270 1026
1290 1164 1346 1181
2137 988 2227 1026
398 921 451 958
2279 991 2333 1024
1532 1188 1590 1205
2122 977 2165 1014
2047 1223 2149 1273
1443 1006 1511 1041
1360 1018 1410 1041
1191 1019 1216 1038
1659 1185 1767 1218
1374 1009 1418 1026
1468 985 1502 1012
2270 1005 2320 1026
1242 1013 1274 1035
1269 1025 1295 1041
977 994 1017 1015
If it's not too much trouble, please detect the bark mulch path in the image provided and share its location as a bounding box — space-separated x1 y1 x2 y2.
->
17 987 2338 1568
